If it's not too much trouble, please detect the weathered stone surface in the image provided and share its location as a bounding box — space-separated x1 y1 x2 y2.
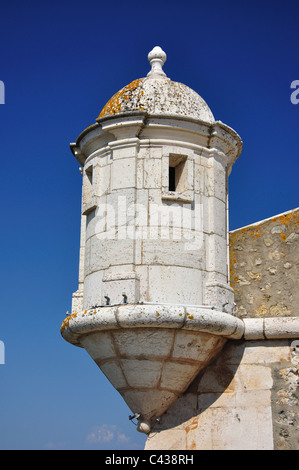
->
61 304 245 347
229 208 299 319
271 342 299 450
243 317 299 340
98 359 127 389
98 76 215 123
112 328 174 358
61 304 242 423
145 339 299 450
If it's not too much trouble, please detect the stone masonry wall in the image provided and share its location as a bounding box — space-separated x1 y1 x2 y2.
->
145 339 299 450
229 208 299 319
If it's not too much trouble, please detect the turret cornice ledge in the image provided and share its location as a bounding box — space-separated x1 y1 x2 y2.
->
70 113 242 166
61 303 245 347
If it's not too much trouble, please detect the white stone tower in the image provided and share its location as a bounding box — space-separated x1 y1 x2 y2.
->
61 47 244 433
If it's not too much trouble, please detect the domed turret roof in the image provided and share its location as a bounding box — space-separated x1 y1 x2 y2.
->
98 47 215 124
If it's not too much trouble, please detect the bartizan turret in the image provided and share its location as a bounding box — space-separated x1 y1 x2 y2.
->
61 47 244 433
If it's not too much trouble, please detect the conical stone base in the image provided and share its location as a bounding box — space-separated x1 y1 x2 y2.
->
80 327 226 422
61 304 244 425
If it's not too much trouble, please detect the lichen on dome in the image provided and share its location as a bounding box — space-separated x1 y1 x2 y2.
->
97 47 215 124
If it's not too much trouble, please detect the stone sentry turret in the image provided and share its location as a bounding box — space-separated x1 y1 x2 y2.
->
61 47 244 433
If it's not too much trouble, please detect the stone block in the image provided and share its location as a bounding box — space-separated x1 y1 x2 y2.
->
197 364 242 394
144 158 162 189
102 272 140 305
83 270 104 309
143 159 161 189
122 389 178 422
140 239 203 269
145 429 187 450
205 233 228 276
99 359 127 389
208 406 273 450
121 359 162 388
116 304 185 329
149 146 162 159
81 331 116 361
237 364 273 390
112 328 174 358
154 393 198 430
234 389 272 407
205 156 226 202
185 412 213 450
194 163 205 194
89 237 135 272
197 391 236 409
135 265 148 301
173 330 221 362
203 281 235 313
111 157 136 190
203 196 226 237
160 362 199 392
96 163 111 196
264 317 299 339
242 341 291 364
71 290 83 313
148 265 203 304
243 318 265 340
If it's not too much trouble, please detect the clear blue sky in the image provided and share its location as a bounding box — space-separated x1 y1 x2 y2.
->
0 0 298 450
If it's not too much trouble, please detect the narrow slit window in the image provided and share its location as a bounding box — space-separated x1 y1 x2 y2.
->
168 154 187 193
169 166 176 191
163 153 192 203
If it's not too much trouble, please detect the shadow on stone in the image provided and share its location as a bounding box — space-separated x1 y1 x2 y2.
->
148 340 246 435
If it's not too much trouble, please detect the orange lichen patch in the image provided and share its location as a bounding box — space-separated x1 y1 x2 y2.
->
253 229 262 238
278 214 292 225
98 79 143 118
280 232 287 242
60 312 78 333
186 417 199 433
238 226 261 239
186 313 194 320
230 209 299 246
187 441 197 450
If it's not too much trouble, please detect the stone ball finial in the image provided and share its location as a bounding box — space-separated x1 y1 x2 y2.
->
147 46 167 78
